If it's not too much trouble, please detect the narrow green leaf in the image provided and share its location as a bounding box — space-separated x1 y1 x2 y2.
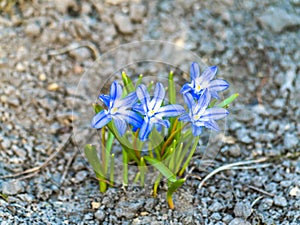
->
167 178 186 197
93 103 103 114
122 71 135 93
153 174 162 198
139 157 146 187
122 148 128 186
168 71 176 104
166 178 186 209
147 81 154 92
109 153 115 187
0 193 8 202
144 156 177 183
84 144 104 176
216 93 239 108
136 74 143 87
178 136 200 176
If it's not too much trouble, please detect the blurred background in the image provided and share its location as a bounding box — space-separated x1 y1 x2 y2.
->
0 0 299 224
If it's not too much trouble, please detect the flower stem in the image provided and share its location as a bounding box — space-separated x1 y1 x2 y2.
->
122 148 128 186
178 136 200 176
153 174 162 198
109 154 115 187
161 123 187 157
101 128 106 172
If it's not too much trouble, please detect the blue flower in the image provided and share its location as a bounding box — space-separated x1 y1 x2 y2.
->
181 62 229 100
179 91 229 136
133 82 185 141
91 81 143 136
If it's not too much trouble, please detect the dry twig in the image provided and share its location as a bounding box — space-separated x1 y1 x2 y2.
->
198 157 269 189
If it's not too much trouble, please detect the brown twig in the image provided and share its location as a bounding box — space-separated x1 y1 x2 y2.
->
47 41 100 59
247 185 274 197
198 157 269 189
60 150 78 185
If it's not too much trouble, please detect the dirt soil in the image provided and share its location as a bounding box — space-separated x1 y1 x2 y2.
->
0 0 299 224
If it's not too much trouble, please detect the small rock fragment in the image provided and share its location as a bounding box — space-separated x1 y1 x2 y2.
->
94 209 105 221
234 202 252 219
229 218 251 225
2 180 24 195
25 22 41 37
258 7 300 33
274 196 288 207
47 83 59 91
130 3 146 22
113 14 134 34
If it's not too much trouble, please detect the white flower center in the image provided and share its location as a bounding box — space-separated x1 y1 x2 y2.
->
148 109 155 117
195 84 201 92
111 107 118 114
193 114 200 121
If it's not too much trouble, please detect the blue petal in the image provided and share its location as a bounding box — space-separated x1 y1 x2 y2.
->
204 120 220 132
180 83 192 94
210 91 220 100
190 62 200 80
99 94 110 107
91 110 112 129
201 66 217 81
114 118 127 136
110 81 123 102
136 84 150 112
192 125 202 136
117 91 138 108
183 93 195 109
149 82 165 112
124 111 143 129
154 118 170 128
156 104 185 117
178 113 190 122
201 108 229 120
132 103 145 115
194 89 211 115
139 118 153 141
208 79 229 92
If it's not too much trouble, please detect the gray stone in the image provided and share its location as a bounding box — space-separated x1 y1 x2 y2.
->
234 202 252 219
229 218 251 225
2 180 24 195
113 14 134 34
208 201 224 212
74 171 88 183
25 22 41 37
228 144 241 157
130 3 146 22
94 209 105 221
284 133 298 149
274 196 288 207
258 7 300 33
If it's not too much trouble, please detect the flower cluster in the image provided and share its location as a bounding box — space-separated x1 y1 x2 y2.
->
92 62 230 139
86 62 237 209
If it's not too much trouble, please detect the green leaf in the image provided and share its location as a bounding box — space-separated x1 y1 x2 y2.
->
122 148 128 186
84 144 104 176
136 74 143 87
168 71 176 104
167 178 186 197
93 103 103 114
0 193 8 201
144 156 177 183
109 153 115 187
122 71 135 93
216 93 239 108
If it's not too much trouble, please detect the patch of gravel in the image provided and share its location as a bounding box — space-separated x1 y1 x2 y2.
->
0 0 300 224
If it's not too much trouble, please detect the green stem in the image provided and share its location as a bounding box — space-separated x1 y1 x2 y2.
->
122 148 128 186
178 136 200 176
109 154 115 187
153 174 162 198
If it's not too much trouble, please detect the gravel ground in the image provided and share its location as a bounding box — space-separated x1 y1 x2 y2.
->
0 0 300 224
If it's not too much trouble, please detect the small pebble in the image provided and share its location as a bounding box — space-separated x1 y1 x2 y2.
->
274 196 288 207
